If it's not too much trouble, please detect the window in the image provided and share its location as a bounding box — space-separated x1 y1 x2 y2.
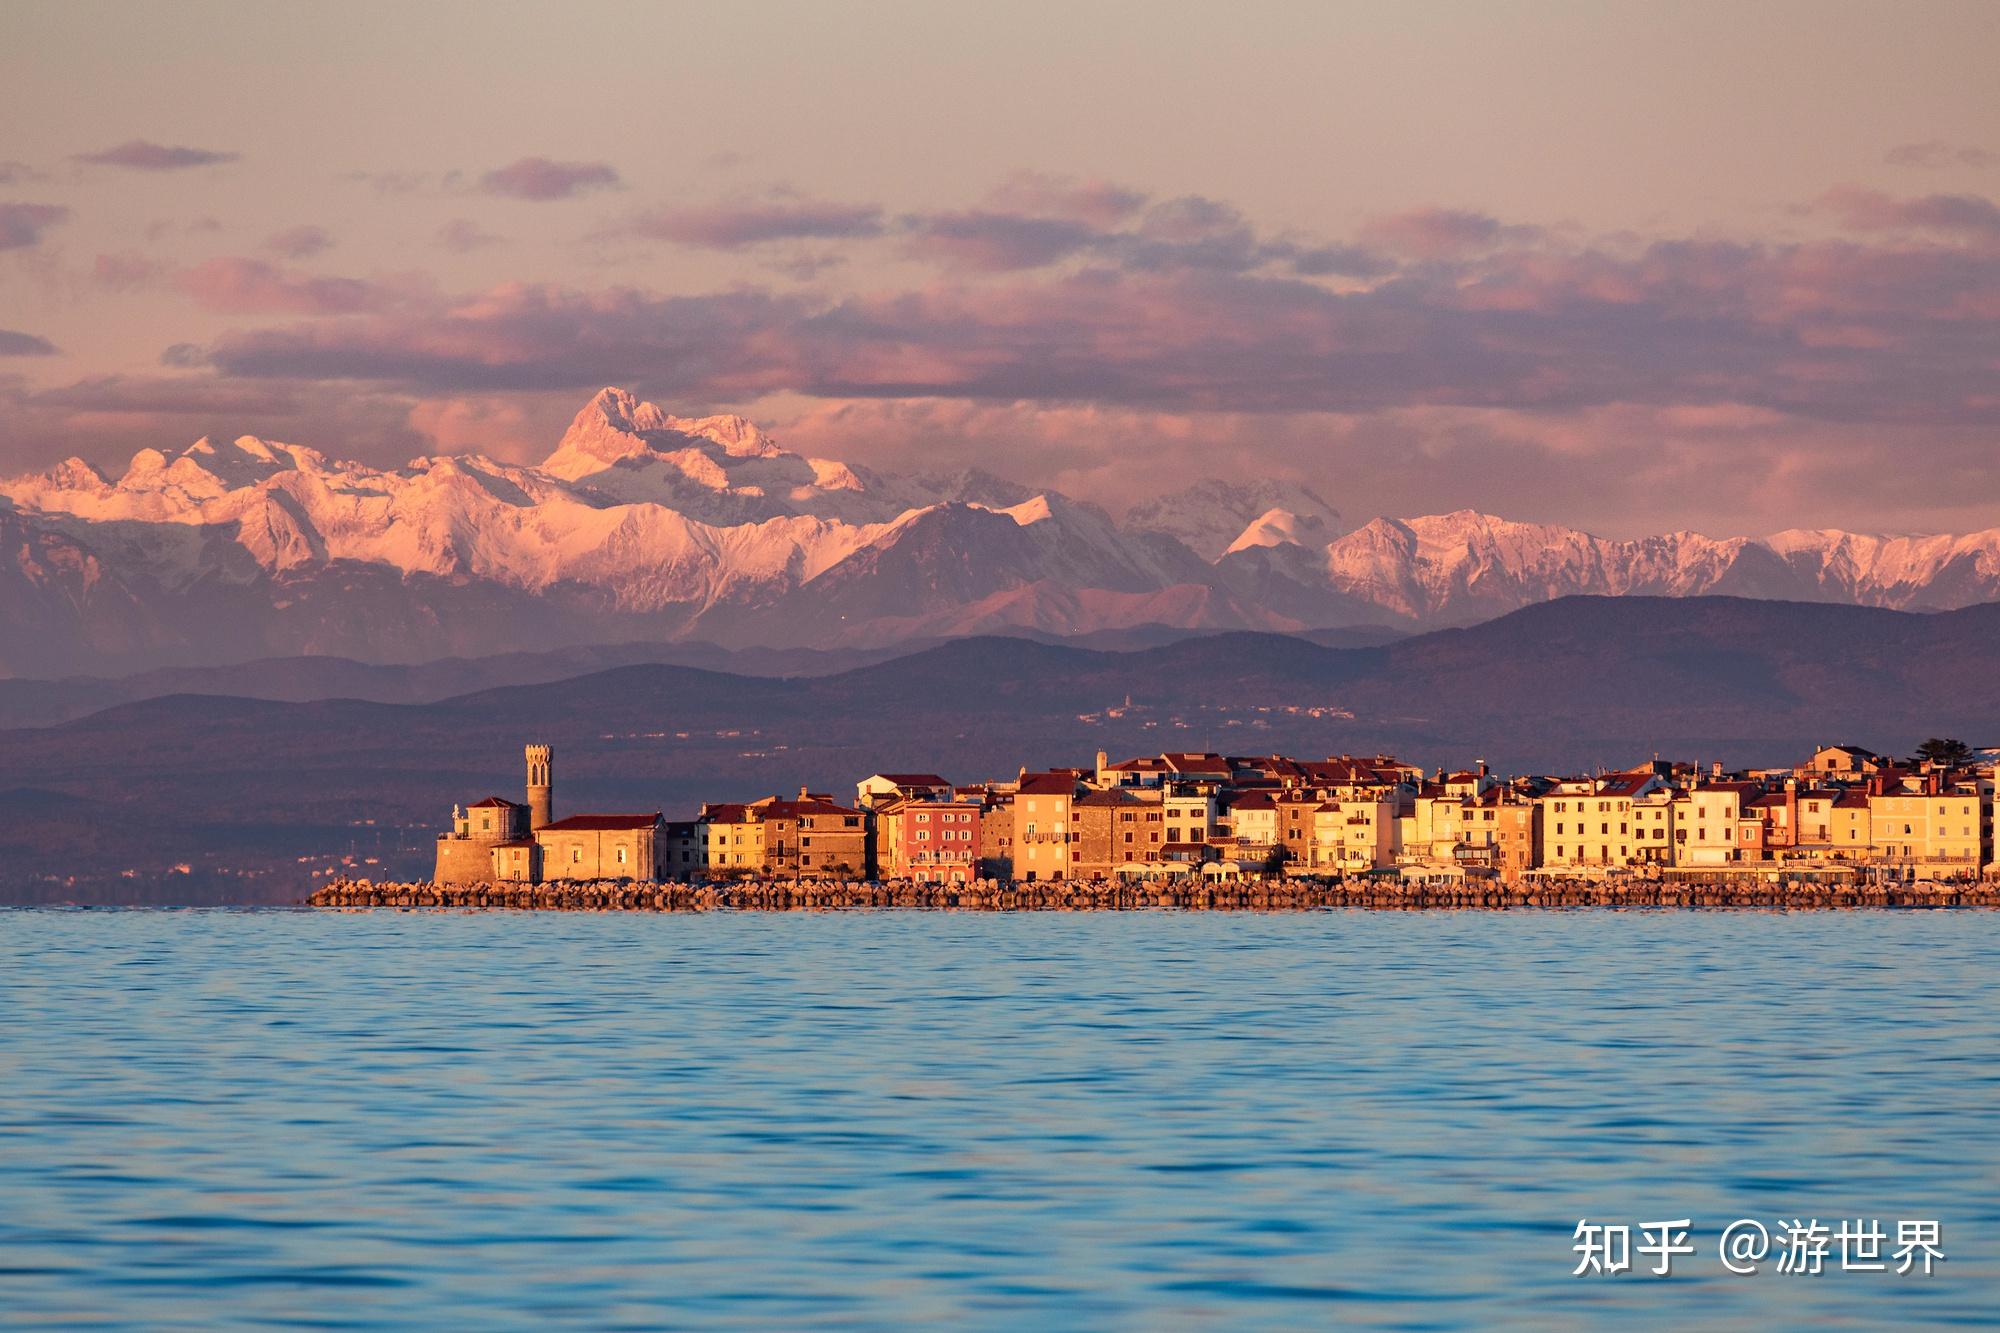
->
571 848 581 864
617 847 628 865
917 812 929 823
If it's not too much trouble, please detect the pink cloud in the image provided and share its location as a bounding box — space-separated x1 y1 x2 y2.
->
0 202 70 250
175 258 403 316
76 140 239 170
618 198 885 248
984 171 1148 226
1816 185 2000 239
0 374 430 475
0 329 57 356
902 211 1103 271
1885 141 1996 169
477 157 621 200
406 394 572 462
344 169 463 195
263 225 335 259
187 220 2000 435
1360 208 1525 258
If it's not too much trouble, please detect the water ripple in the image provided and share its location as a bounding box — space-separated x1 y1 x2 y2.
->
0 908 1995 1328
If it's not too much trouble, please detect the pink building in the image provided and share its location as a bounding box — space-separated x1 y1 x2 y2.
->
894 797 984 883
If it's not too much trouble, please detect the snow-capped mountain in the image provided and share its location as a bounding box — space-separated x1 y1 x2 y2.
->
3 388 1999 677
1126 478 1345 562
1316 511 2000 623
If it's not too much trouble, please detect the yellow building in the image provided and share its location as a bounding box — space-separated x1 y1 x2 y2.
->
1829 790 1872 860
535 813 666 881
1541 774 1665 870
1671 783 1757 867
696 803 767 873
1630 789 1675 864
1312 797 1398 872
1868 789 1983 869
1227 792 1279 861
1015 772 1079 881
1162 787 1219 860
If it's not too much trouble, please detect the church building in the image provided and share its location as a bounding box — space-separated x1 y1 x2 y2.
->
434 744 666 884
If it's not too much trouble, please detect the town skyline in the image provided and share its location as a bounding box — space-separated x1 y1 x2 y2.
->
427 737 1999 888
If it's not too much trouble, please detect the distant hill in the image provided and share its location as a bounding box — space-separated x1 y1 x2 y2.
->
0 623 1407 729
1 595 1995 904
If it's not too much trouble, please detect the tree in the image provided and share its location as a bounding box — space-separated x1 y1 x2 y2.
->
1912 737 1973 769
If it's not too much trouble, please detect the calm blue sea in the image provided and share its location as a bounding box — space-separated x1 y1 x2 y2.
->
0 908 1995 1329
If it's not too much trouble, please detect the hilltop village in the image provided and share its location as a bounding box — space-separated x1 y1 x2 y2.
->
434 741 1999 887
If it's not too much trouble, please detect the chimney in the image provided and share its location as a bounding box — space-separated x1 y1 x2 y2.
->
799 784 811 800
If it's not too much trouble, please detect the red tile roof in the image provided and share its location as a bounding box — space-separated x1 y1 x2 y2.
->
539 814 661 831
760 799 863 819
468 796 522 808
1017 773 1079 796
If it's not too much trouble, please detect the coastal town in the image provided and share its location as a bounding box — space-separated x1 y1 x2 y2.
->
422 740 2000 889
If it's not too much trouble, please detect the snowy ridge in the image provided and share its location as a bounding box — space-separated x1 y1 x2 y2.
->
2 388 2000 673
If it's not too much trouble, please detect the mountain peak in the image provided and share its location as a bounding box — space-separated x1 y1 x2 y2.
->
1127 477 1344 561
1224 506 1329 554
583 385 669 433
546 388 781 482
41 457 109 492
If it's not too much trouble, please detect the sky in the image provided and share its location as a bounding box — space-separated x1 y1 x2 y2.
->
2 0 1997 536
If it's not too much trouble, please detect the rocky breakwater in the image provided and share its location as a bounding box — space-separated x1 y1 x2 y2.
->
306 875 2000 911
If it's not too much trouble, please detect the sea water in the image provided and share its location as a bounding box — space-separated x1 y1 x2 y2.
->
1 908 1995 1328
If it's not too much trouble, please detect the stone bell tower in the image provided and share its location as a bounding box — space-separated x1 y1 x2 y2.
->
526 743 553 830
